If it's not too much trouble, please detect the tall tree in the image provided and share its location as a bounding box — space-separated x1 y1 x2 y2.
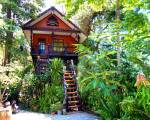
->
56 0 114 35
116 0 121 68
0 0 44 67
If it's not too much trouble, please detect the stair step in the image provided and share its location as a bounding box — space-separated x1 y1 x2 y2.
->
64 74 72 77
65 80 75 82
39 64 47 66
67 91 77 94
64 75 73 78
64 73 73 75
66 84 76 86
68 101 79 103
67 87 76 90
68 96 78 99
71 108 79 111
64 76 73 79
68 105 80 108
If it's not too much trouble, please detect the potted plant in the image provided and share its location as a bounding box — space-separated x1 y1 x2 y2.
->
0 88 12 120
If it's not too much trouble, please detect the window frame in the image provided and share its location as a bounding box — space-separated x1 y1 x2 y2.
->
53 39 64 52
38 38 46 54
47 15 59 26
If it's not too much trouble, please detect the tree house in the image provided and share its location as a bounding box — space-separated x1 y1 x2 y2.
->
22 7 86 112
22 7 86 64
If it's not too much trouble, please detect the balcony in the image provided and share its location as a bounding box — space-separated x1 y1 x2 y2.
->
31 45 78 57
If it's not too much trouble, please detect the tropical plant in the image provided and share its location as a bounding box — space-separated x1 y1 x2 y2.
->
0 0 44 66
48 58 64 84
38 84 64 113
38 58 64 113
69 0 150 119
18 58 64 112
120 85 150 120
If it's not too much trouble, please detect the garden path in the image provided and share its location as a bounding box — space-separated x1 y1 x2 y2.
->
12 111 101 120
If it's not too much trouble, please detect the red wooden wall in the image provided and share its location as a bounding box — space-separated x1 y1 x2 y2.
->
32 34 77 52
31 14 77 53
33 14 71 30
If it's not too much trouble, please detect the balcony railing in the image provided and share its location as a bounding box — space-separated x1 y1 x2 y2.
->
31 45 77 56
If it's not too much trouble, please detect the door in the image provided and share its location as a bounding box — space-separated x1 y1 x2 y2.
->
38 39 46 54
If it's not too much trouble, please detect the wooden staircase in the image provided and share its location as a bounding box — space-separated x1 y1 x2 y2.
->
35 58 81 112
35 58 49 74
63 60 81 112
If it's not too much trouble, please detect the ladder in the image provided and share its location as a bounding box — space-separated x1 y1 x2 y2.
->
63 60 81 112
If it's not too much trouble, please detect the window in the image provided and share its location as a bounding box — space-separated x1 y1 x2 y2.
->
47 16 59 26
53 40 64 52
38 39 46 54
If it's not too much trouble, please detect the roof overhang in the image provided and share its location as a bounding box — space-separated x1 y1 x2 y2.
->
22 7 87 43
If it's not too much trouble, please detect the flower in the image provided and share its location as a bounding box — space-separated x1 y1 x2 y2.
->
135 72 150 88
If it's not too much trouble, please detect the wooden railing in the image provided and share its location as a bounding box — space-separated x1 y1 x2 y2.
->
31 45 77 56
63 60 81 111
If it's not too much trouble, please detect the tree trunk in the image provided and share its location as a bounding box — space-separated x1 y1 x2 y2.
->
116 0 121 67
3 8 13 75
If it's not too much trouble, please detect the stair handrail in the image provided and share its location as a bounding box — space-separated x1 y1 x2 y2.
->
63 66 68 111
70 60 76 76
70 60 81 111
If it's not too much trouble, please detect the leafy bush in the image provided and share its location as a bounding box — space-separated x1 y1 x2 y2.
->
120 85 150 120
38 84 63 113
136 85 150 114
76 36 148 119
19 72 37 108
37 58 64 113
48 58 64 84
18 58 64 112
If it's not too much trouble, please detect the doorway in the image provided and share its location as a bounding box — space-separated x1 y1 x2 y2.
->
38 38 46 54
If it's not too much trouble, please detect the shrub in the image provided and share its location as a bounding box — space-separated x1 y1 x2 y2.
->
38 58 64 113
120 85 150 120
38 84 64 113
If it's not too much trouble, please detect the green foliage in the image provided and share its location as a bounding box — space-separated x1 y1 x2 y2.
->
73 0 150 119
19 69 38 108
48 58 64 84
0 0 149 119
120 96 136 114
57 0 112 17
136 86 150 114
120 86 150 120
37 58 63 85
37 58 64 113
18 58 64 113
0 0 44 66
38 84 63 113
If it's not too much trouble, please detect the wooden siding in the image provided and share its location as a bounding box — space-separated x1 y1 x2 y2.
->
32 34 77 53
33 14 71 30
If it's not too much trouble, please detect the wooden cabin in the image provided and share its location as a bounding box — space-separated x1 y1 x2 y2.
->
22 7 86 64
22 7 86 112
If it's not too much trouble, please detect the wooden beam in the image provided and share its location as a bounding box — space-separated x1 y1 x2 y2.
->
30 30 33 49
22 27 80 33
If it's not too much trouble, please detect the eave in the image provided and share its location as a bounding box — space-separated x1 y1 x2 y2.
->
22 27 80 33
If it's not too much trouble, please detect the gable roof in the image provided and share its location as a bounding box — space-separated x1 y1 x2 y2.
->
23 7 83 32
22 7 87 43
